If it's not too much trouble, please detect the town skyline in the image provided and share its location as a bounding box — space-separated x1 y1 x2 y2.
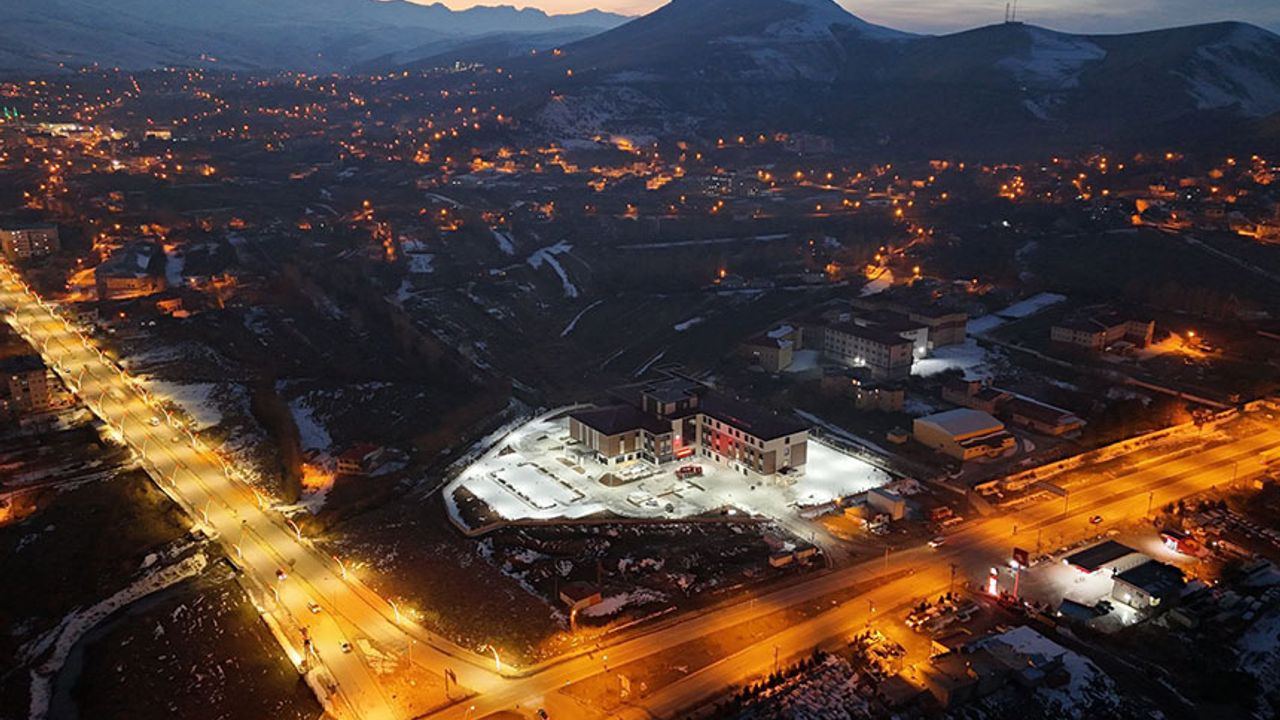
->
424 0 1280 34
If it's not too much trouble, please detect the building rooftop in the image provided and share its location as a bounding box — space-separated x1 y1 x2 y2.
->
1065 540 1138 573
1115 560 1184 596
570 404 670 436
0 354 46 375
915 408 1004 439
829 322 914 348
698 392 808 441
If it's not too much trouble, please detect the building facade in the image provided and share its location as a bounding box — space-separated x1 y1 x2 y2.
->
568 376 809 481
2 355 54 414
0 224 60 262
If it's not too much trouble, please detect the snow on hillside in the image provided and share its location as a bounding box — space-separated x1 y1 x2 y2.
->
527 242 579 298
1178 24 1280 116
998 28 1105 89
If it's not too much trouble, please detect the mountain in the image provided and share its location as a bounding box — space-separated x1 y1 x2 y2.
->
507 0 1280 154
0 0 629 74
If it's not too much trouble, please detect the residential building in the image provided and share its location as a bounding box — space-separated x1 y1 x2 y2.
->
558 582 602 611
1051 312 1155 351
850 296 969 349
912 408 1015 461
568 374 809 481
941 379 1009 415
95 241 168 300
336 443 387 476
2 354 54 413
1005 397 1086 437
852 382 905 412
0 223 60 261
739 325 799 373
819 323 915 380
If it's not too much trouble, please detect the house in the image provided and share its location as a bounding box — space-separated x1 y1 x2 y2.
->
1004 397 1085 436
336 443 386 476
559 581 602 611
739 325 799 373
1051 312 1155 351
568 373 809 481
95 241 168 300
1 354 54 414
849 296 969 349
868 487 907 521
0 223 60 261
912 409 1015 461
942 379 1009 415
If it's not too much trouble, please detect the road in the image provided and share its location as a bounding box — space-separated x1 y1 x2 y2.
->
423 411 1280 718
0 265 509 720
5 260 1278 720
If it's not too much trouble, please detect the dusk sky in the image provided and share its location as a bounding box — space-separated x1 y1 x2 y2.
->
430 0 1280 34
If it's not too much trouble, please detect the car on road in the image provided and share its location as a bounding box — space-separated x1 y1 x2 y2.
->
275 568 288 581
537 710 550 720
1089 515 1104 525
149 416 162 427
928 536 946 549
340 641 352 654
307 601 322 614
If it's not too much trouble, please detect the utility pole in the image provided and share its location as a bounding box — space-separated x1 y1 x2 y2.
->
949 563 958 595
1147 491 1154 518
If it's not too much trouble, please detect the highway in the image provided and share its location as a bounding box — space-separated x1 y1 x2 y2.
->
0 264 508 720
4 259 1278 720
417 409 1280 719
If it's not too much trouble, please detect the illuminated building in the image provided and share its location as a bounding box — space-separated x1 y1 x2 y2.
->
0 223 60 261
568 373 808 480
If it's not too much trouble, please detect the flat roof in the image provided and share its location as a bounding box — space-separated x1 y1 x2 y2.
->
0 354 45 374
1065 540 1137 573
915 408 1003 439
1115 560 1184 595
699 392 808 441
829 322 913 348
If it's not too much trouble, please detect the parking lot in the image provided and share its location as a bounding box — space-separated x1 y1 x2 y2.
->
445 414 892 531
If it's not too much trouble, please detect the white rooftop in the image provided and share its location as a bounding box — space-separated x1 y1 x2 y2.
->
915 408 1004 438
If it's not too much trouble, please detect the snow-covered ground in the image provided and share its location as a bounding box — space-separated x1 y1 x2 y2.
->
560 300 604 337
27 553 209 720
978 626 1118 718
673 317 704 332
784 349 821 374
287 393 333 452
968 291 1067 336
445 415 891 530
911 338 997 379
491 229 516 256
526 242 578 298
581 588 669 618
859 268 893 297
406 253 435 274
146 380 223 429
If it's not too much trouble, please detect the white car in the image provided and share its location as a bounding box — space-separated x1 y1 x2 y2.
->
149 416 162 427
928 536 947 549
307 601 322 614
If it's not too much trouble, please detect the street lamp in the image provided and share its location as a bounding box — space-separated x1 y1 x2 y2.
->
389 599 401 624
286 517 303 541
332 555 348 579
484 645 501 671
